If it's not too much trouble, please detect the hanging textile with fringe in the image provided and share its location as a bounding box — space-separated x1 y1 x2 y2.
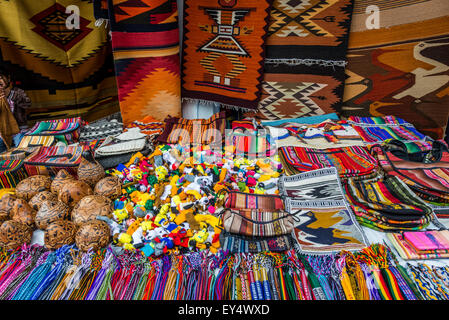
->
181 0 273 112
258 0 355 120
93 0 181 126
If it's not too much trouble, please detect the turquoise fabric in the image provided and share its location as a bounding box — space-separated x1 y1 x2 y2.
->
260 113 339 126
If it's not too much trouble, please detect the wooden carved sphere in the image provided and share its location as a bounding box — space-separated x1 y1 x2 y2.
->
35 199 70 230
0 220 32 251
71 195 113 226
94 176 122 200
51 169 75 194
15 175 51 201
77 152 105 187
75 220 110 252
44 220 77 250
58 180 93 208
29 191 57 211
10 198 36 230
0 194 17 222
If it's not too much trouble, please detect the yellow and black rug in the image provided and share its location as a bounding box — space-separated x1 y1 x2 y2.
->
0 0 119 125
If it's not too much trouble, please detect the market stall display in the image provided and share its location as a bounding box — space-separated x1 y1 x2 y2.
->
0 0 447 301
0 110 447 301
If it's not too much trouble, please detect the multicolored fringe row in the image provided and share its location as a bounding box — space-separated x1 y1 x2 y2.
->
0 243 446 300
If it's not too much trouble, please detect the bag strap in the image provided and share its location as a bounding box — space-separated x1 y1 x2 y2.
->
47 153 73 159
225 209 298 225
26 143 48 148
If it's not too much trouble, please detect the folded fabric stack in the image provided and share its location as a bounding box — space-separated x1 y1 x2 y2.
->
21 117 84 147
0 159 28 189
270 115 443 233
347 116 433 153
279 145 379 179
0 118 88 186
267 119 366 150
0 111 448 300
344 174 434 231
387 230 449 260
373 141 449 218
23 145 87 177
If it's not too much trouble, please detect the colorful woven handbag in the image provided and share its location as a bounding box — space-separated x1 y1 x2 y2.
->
17 135 55 148
23 145 87 177
0 159 28 188
222 209 294 237
226 127 276 158
0 147 38 161
157 111 227 147
23 117 83 145
224 191 285 211
279 145 379 178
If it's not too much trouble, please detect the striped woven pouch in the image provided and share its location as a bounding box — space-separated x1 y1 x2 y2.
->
0 159 28 188
23 145 86 177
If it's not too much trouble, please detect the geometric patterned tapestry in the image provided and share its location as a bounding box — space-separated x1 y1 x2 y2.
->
258 64 342 119
94 0 181 126
0 0 119 125
264 0 355 63
257 0 355 120
341 0 449 140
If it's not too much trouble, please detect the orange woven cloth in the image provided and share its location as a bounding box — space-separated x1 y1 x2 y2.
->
181 0 272 112
125 115 165 138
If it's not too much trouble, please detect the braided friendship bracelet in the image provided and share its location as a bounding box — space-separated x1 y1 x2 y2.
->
0 244 445 300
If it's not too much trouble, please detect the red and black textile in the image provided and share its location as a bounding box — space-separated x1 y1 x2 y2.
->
96 0 181 126
373 141 449 217
279 145 379 178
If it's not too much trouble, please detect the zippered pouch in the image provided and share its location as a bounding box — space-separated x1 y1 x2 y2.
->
0 159 28 188
23 145 86 177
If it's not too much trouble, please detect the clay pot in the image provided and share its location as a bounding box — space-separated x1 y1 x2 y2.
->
15 175 51 201
44 220 77 250
58 180 93 208
0 220 32 250
94 175 122 200
35 199 70 230
71 195 113 226
51 169 74 194
29 191 57 211
0 194 17 222
77 151 105 187
10 199 36 230
75 220 110 252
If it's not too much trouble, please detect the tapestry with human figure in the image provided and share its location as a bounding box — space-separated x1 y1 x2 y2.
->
181 0 273 112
